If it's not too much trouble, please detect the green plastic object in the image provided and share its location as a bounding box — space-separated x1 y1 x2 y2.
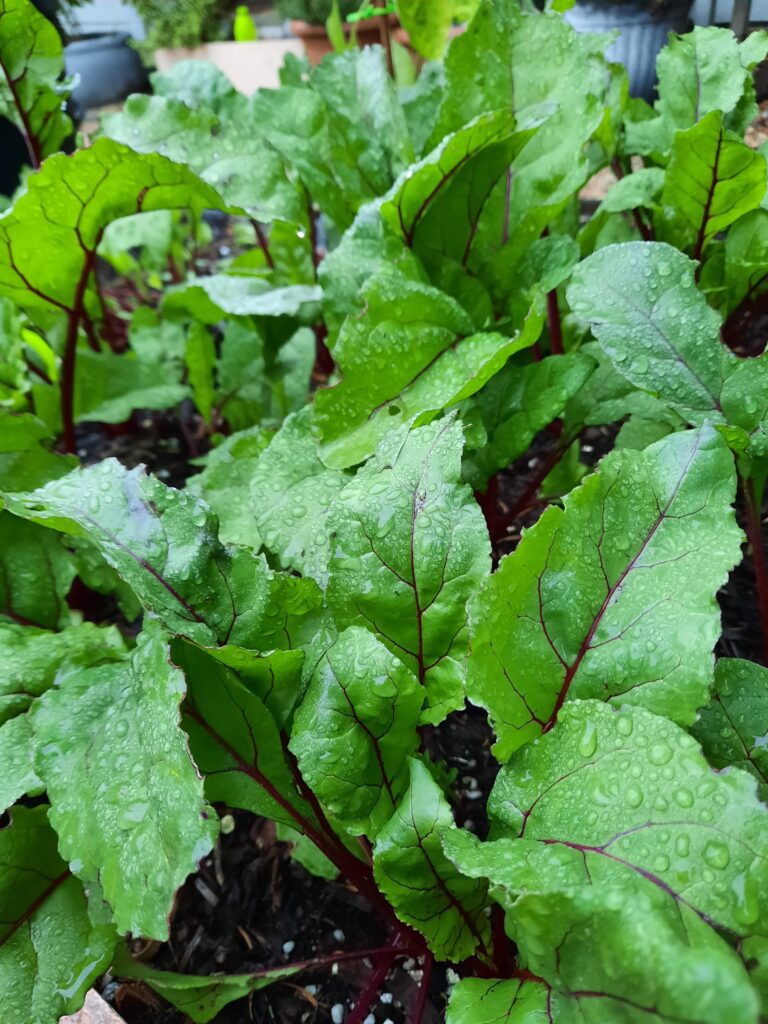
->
234 6 258 41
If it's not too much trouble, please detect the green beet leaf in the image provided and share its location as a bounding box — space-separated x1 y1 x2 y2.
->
188 425 273 549
314 265 543 469
30 624 217 939
327 417 491 725
661 111 767 257
649 26 768 150
468 426 742 759
112 943 299 1024
4 458 321 650
567 241 735 424
290 626 423 837
445 978 548 1024
0 0 72 165
0 139 221 329
251 407 348 585
0 621 123 812
373 757 491 962
446 701 767 1024
177 641 321 833
0 513 75 629
692 658 768 800
0 806 116 1024
462 352 596 490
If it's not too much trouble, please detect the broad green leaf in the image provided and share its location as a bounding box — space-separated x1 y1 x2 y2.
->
0 139 222 329
31 625 217 939
0 620 123 724
327 418 491 725
653 26 768 145
563 342 675 434
188 425 272 549
380 110 519 256
0 807 115 1024
152 58 241 113
0 620 123 812
446 978 549 1024
661 111 767 256
164 275 321 321
72 347 189 424
462 352 595 490
373 757 491 961
291 627 423 837
113 944 299 1024
185 322 216 425
468 426 742 759
0 513 75 629
489 709 768 939
567 242 733 424
723 209 768 313
314 267 543 469
309 47 415 187
692 658 768 799
720 355 768 459
432 1 611 143
0 0 72 164
446 701 766 1023
177 642 320 832
597 167 664 215
396 0 456 60
0 714 39 813
251 407 347 585
5 459 321 650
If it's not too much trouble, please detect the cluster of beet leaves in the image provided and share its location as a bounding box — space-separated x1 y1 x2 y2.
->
4 0 768 1022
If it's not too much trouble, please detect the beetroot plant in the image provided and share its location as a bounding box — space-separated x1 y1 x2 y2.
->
2 1 768 1022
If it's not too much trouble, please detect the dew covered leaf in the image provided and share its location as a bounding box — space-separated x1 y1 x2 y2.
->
290 626 423 837
0 513 76 629
445 700 767 1024
379 109 522 261
177 641 321 833
112 944 299 1024
0 806 116 1024
692 659 768 800
164 275 322 321
0 620 123 812
314 266 543 469
251 407 348 585
468 426 742 759
597 167 664 215
188 426 273 549
661 111 767 255
462 352 596 490
445 978 549 1024
373 757 491 961
29 624 217 939
0 0 72 163
326 417 491 725
567 242 735 424
0 139 222 328
4 459 321 650
649 26 768 148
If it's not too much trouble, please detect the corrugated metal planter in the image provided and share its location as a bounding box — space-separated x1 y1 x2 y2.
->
564 1 692 100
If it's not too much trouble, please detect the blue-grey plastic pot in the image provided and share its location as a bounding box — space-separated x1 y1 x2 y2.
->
564 1 692 101
64 32 148 111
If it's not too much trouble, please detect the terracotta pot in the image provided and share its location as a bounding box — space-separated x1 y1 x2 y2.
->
290 14 399 66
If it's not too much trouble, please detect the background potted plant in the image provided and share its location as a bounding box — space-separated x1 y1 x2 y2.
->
126 0 303 93
277 0 394 64
564 0 692 99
